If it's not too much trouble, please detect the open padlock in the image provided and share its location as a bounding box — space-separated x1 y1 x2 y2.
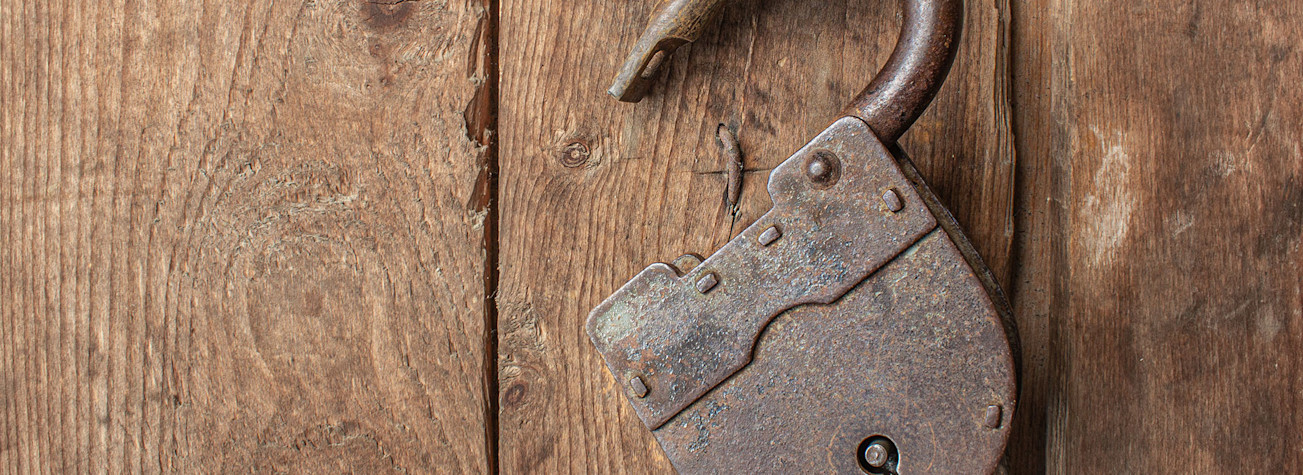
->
588 0 1019 473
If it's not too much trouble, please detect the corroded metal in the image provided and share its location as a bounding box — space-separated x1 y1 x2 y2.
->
611 0 963 144
592 0 1017 473
718 124 744 211
589 118 937 429
653 227 1015 473
587 120 1017 472
609 0 728 102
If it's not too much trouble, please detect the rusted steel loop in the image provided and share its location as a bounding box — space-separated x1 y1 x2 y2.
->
609 0 963 144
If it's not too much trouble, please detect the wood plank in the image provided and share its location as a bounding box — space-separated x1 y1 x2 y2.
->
0 0 493 472
1005 0 1062 472
1011 1 1303 472
497 0 1016 472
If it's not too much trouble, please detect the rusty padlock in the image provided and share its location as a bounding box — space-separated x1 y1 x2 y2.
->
588 0 1019 473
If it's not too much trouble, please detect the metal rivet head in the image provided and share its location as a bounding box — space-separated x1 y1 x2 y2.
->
758 226 782 246
805 151 841 187
630 376 649 398
984 404 1003 429
695 273 719 293
807 160 828 178
882 189 904 213
863 441 890 468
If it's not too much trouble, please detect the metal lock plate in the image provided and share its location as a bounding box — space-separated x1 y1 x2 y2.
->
587 117 1017 473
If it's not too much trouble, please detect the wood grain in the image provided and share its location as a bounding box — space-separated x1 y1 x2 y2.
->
1011 1 1303 472
0 0 494 472
1005 0 1061 471
496 0 1016 472
5 0 1302 472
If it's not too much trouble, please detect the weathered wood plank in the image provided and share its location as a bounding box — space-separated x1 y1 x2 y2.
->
497 0 1016 472
1005 0 1061 472
13 0 1296 472
1011 1 1303 472
0 0 493 472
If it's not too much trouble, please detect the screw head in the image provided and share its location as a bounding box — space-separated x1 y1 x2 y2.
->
863 441 890 468
629 376 649 398
671 254 703 275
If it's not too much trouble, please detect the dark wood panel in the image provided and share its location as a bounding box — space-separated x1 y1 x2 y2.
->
0 0 493 472
1011 1 1303 472
497 0 1017 472
1006 0 1063 472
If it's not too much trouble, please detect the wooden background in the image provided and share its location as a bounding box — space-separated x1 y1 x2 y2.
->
2 0 1299 473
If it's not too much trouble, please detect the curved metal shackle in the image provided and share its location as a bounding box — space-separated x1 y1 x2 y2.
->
609 0 963 144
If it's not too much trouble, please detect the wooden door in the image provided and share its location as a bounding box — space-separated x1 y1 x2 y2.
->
3 0 1299 473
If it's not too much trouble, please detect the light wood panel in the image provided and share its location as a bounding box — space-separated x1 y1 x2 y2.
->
0 0 493 472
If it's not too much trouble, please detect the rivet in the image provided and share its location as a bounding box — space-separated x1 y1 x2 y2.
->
807 160 828 178
805 151 841 187
696 273 719 293
882 189 904 213
758 226 782 246
630 376 649 398
984 404 1003 429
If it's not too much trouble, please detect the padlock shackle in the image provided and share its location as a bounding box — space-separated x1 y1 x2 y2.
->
610 0 963 143
846 0 963 143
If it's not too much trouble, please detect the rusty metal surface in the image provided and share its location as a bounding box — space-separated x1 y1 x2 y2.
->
654 229 1016 473
610 0 962 144
718 124 744 212
587 120 1017 473
608 0 728 102
843 0 963 143
587 117 937 430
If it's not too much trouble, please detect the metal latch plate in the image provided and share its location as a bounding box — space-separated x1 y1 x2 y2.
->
587 117 937 429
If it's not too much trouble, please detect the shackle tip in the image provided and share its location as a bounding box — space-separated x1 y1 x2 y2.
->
608 0 964 143
610 41 684 103
609 0 728 103
609 64 655 103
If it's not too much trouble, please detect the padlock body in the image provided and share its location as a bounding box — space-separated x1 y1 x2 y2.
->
654 226 1015 473
587 117 1017 474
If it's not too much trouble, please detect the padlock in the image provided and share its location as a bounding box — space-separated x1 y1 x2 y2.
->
588 0 1019 473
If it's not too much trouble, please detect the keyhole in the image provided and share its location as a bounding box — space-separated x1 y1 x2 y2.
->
856 436 899 474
